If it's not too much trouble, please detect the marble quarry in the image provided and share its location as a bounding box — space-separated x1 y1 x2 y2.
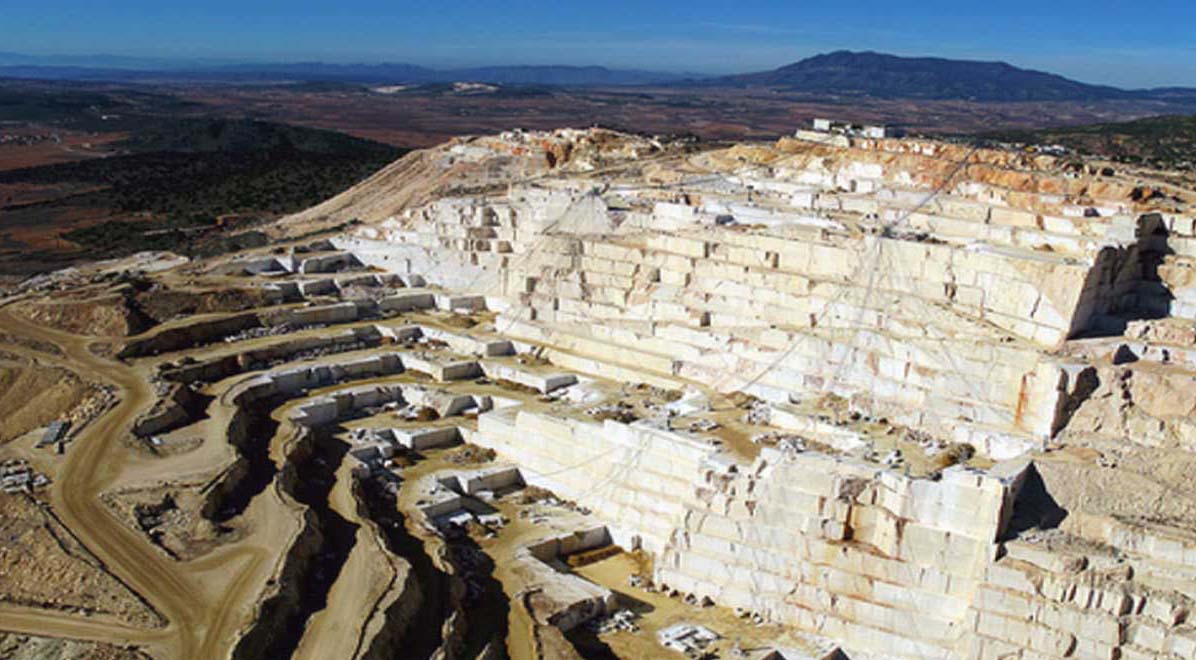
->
23 126 1193 659
278 126 1196 658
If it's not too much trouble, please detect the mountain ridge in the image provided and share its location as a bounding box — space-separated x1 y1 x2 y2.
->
0 54 691 87
686 50 1196 101
1 50 1194 100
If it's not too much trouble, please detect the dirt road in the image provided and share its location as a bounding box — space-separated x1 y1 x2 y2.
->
0 307 267 658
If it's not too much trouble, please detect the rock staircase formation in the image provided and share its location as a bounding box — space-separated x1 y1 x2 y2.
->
257 128 1196 658
334 130 1196 461
656 450 1025 658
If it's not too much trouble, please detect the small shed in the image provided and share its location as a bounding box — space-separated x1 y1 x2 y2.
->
38 421 70 447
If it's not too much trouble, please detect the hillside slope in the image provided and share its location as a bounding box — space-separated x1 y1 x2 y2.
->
983 114 1196 169
0 114 402 272
698 50 1134 101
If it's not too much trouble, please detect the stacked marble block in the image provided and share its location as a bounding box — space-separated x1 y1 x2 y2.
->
781 135 1196 320
470 404 1196 658
511 222 1094 346
1157 214 1196 320
653 448 1028 658
519 528 619 630
342 184 621 295
496 225 1090 458
328 160 1195 462
969 529 1196 660
474 409 715 553
340 198 515 291
227 351 486 426
394 196 518 257
814 187 1132 255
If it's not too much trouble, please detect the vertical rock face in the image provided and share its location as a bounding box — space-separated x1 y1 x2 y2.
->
656 452 1020 657
475 410 714 552
256 128 1196 657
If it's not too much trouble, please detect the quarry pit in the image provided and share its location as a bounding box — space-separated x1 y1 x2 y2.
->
2 126 1196 659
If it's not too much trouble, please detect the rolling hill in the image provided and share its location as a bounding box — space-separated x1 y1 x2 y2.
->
694 50 1193 102
981 114 1196 169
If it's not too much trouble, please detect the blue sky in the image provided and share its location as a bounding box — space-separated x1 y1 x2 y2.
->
6 0 1196 87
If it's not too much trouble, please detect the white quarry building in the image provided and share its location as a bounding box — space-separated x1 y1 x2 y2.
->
811 117 889 139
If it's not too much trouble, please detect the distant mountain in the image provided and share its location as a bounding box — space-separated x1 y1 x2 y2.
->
211 61 438 83
445 65 683 86
691 50 1187 102
1142 87 1196 102
2 50 1193 98
0 52 211 70
0 55 690 87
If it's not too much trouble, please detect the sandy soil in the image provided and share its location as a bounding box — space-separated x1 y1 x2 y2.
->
0 495 158 627
0 305 301 659
0 632 150 660
14 294 148 338
0 357 98 443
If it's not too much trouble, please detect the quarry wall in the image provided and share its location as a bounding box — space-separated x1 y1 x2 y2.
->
309 130 1196 658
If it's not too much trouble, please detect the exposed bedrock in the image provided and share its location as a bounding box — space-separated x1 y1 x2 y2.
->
201 351 410 522
230 426 357 660
119 300 379 359
201 396 282 522
131 381 212 439
216 369 499 659
228 429 321 659
355 474 456 659
439 534 510 659
159 324 390 386
350 477 427 660
119 312 263 359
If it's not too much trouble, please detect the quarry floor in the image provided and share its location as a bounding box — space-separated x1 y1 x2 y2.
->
0 304 293 659
0 272 790 659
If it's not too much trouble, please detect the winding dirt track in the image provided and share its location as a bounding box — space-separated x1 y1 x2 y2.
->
0 307 266 658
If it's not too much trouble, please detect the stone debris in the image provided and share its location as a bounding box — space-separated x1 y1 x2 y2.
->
744 402 772 426
658 622 720 656
688 418 721 433
776 437 808 455
585 402 638 424
587 608 640 634
1 460 50 494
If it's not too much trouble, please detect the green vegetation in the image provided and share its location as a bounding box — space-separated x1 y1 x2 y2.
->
60 222 272 260
3 140 398 218
0 83 198 131
982 115 1196 170
1 104 401 261
116 116 398 156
